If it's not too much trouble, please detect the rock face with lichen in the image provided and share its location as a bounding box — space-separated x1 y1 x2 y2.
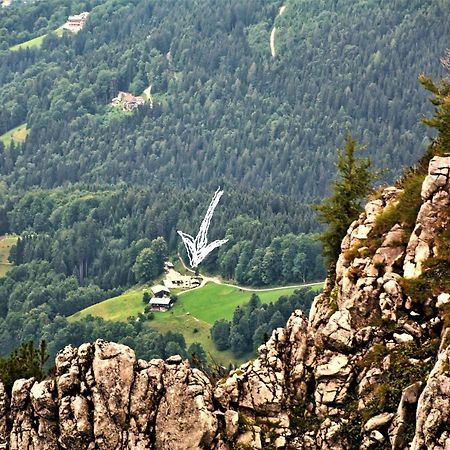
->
0 156 449 449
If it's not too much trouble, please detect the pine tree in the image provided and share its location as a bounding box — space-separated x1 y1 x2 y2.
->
314 134 376 270
419 64 450 157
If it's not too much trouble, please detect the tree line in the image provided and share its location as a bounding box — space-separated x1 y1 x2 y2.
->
1 186 323 289
211 288 316 357
1 0 449 198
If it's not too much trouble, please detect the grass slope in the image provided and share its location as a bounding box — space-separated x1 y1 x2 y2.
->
10 26 64 51
0 124 28 147
178 283 318 324
0 236 18 277
70 289 144 322
70 281 323 365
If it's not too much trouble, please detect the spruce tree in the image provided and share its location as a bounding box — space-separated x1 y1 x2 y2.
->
315 134 375 270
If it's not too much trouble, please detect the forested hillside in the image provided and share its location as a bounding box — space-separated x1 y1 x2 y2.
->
0 0 449 363
1 187 324 288
1 0 449 197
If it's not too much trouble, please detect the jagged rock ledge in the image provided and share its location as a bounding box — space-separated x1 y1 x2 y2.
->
1 156 450 450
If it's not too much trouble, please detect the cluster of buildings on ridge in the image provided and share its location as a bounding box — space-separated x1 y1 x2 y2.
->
146 261 202 311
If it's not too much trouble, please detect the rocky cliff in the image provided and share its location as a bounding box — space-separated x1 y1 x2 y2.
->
1 156 450 450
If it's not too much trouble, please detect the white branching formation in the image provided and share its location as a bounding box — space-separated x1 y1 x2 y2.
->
177 188 229 268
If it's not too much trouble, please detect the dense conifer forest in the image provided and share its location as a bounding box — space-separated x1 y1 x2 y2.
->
0 0 449 363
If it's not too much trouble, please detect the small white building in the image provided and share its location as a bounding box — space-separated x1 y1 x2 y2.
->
62 12 89 33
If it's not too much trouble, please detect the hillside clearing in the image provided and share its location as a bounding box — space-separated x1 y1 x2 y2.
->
0 124 29 147
71 281 323 324
70 281 323 365
10 26 64 51
177 282 321 324
0 236 18 277
70 289 144 322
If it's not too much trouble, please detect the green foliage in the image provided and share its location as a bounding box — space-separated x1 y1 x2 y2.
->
370 172 425 247
44 314 204 363
395 71 450 305
0 0 102 49
345 341 439 446
0 0 449 369
401 208 450 304
211 319 231 351
225 232 325 286
132 237 167 283
402 259 450 305
69 282 311 365
340 413 362 450
419 72 450 157
290 402 321 433
0 261 119 355
315 134 375 268
142 291 150 303
364 344 434 419
0 340 49 391
133 248 158 283
187 342 207 366
211 288 316 357
356 343 389 371
3 187 321 290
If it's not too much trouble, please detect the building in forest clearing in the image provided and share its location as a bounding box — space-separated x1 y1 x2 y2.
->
63 12 89 33
111 92 145 111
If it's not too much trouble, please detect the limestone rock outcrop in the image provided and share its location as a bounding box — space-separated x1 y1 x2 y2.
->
0 156 449 449
412 346 450 450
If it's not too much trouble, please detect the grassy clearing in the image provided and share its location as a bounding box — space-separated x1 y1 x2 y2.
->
0 236 18 278
0 124 28 147
70 289 144 322
71 282 322 324
10 26 64 51
144 310 245 366
178 283 320 324
70 281 323 365
10 34 47 51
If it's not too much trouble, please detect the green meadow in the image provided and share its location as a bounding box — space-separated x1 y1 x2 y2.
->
70 281 323 365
